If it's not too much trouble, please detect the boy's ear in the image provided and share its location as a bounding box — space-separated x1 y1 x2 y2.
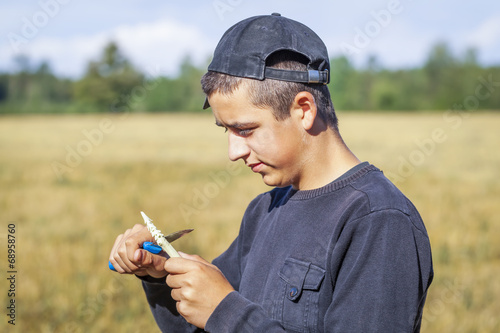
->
291 91 317 131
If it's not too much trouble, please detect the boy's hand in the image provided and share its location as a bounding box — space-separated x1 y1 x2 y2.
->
109 224 168 278
165 253 235 329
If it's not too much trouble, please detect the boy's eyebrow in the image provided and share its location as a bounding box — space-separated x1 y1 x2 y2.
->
214 119 259 129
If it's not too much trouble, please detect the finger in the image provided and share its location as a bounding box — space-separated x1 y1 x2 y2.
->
178 252 208 264
126 223 154 248
115 229 141 273
164 257 194 275
165 253 212 274
109 234 126 273
134 249 168 273
109 233 123 263
130 223 147 234
165 271 188 290
166 270 178 286
125 227 157 266
164 259 210 290
170 286 182 302
114 225 154 273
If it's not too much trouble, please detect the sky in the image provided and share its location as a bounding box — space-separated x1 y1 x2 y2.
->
1 0 499 78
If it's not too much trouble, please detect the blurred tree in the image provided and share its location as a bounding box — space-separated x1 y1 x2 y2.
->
0 56 74 113
30 61 71 103
13 54 31 73
362 54 382 110
175 55 207 111
423 41 461 108
1 42 498 114
329 56 359 110
463 47 479 67
145 55 205 112
73 41 144 111
8 54 32 101
366 54 382 72
0 74 8 102
425 42 456 71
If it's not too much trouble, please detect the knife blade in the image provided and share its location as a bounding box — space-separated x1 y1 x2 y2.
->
109 214 194 271
165 228 194 243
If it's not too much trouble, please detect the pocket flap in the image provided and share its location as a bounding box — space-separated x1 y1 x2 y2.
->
279 258 325 301
279 258 309 286
303 264 325 290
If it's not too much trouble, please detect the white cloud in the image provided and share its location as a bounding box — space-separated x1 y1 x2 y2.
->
1 1 499 74
465 14 500 49
111 20 215 76
328 15 435 68
28 33 108 75
0 18 214 78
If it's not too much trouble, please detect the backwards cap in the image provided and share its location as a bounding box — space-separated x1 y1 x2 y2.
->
203 13 330 109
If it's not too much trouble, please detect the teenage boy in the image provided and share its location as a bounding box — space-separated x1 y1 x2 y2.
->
109 13 433 332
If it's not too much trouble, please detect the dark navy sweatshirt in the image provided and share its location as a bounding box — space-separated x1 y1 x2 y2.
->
141 163 433 332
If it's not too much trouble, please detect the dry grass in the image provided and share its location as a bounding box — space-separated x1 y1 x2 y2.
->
0 112 498 332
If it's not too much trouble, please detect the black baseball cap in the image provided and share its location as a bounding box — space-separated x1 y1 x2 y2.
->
203 13 330 109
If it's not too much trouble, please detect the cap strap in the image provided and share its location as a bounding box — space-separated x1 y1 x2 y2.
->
264 67 329 84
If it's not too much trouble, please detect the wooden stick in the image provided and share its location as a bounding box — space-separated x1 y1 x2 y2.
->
141 211 180 258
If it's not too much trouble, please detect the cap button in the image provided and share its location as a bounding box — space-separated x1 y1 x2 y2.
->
271 12 281 16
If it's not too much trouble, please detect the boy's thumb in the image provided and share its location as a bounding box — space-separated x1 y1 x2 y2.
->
178 251 207 264
134 249 146 263
134 249 167 269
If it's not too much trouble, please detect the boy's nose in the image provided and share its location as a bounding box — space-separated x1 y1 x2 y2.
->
228 133 250 161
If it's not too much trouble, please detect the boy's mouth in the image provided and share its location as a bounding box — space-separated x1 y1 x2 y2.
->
248 162 264 173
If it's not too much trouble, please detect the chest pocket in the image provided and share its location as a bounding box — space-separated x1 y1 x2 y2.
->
277 258 325 332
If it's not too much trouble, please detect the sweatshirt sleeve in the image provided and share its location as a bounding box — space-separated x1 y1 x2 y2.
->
206 230 284 331
324 209 433 333
206 247 291 332
205 193 291 332
205 291 288 332
140 278 204 333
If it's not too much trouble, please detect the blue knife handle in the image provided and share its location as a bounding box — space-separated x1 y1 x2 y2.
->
142 242 162 254
109 242 163 271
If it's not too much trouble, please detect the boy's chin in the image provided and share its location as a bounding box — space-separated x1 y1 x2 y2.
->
261 173 293 188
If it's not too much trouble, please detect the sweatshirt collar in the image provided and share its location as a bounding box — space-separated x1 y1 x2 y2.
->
288 162 377 200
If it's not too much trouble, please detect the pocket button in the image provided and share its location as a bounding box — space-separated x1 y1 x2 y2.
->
289 286 299 301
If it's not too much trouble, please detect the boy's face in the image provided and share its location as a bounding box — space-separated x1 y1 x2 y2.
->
209 84 307 189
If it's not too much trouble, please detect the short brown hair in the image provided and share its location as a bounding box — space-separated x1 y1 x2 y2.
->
201 51 338 131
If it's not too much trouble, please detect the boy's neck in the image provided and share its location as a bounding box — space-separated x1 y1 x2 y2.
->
293 129 361 191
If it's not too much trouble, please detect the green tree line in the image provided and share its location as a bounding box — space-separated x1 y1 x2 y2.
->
0 41 499 114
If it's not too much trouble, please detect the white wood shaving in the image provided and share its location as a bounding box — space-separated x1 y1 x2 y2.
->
141 211 180 258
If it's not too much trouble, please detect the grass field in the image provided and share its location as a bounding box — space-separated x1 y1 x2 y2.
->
1 111 499 332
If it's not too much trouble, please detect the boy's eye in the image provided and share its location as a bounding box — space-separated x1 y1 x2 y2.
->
234 128 255 137
236 128 253 137
218 124 256 137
